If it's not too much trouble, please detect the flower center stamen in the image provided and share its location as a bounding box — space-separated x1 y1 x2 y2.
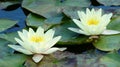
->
87 18 99 25
30 36 44 43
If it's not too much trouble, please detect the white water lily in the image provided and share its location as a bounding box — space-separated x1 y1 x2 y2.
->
8 27 66 63
68 8 120 35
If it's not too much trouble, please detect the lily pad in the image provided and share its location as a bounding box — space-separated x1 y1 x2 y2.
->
97 0 120 6
0 38 12 57
26 13 59 30
94 34 120 51
0 38 27 67
0 0 22 9
22 0 90 21
108 16 120 31
63 7 85 19
0 32 18 44
100 52 120 67
0 19 17 32
0 54 27 67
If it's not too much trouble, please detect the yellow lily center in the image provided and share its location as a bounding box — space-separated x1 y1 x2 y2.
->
87 18 99 25
30 35 44 43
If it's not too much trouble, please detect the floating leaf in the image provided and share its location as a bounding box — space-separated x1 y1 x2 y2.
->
0 38 27 67
22 0 90 20
0 38 12 57
100 52 120 67
26 13 58 30
0 19 17 32
63 7 85 19
108 16 120 31
0 0 22 9
94 34 120 51
0 32 18 44
97 0 120 6
0 54 27 67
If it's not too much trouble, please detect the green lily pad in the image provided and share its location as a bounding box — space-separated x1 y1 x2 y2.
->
97 0 120 6
63 7 85 19
0 32 18 44
93 34 120 51
26 13 61 30
108 16 120 31
0 19 17 32
100 52 120 67
0 38 12 57
0 0 22 9
0 54 27 67
0 38 28 67
22 0 90 20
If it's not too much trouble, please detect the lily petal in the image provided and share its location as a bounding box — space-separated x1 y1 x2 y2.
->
102 30 120 35
36 26 44 35
45 29 55 40
72 19 85 30
68 27 85 34
43 47 66 54
8 45 33 55
15 38 32 51
32 54 43 63
68 27 84 34
45 36 61 49
18 31 26 41
29 28 35 34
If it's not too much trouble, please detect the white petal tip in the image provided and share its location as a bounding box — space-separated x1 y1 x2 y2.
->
68 27 81 34
58 48 67 51
68 27 72 30
102 30 120 35
32 54 43 63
